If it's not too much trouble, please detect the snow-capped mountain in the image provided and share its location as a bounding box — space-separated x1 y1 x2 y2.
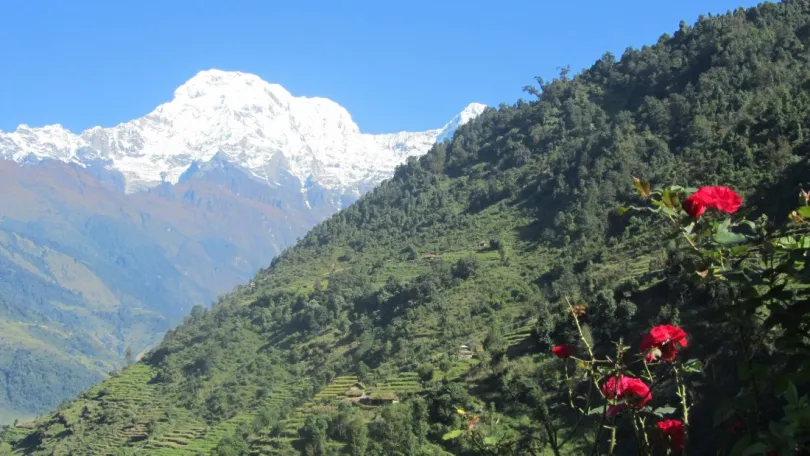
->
0 70 486 202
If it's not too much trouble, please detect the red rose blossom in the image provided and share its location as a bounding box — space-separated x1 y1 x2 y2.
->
600 375 652 416
640 324 688 363
552 344 573 359
682 186 743 218
657 419 685 451
683 195 707 218
712 186 743 213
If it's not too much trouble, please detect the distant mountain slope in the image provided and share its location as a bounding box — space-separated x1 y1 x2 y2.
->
0 158 308 418
0 76 483 422
4 1 810 454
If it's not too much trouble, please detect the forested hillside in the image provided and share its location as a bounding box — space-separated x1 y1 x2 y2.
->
4 1 810 454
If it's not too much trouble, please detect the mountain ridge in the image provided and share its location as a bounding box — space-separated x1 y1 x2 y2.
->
0 69 486 204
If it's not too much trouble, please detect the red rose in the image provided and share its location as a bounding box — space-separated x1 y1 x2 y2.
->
640 324 688 363
729 420 744 432
683 194 707 218
552 344 573 359
711 186 743 213
657 419 685 451
682 186 742 218
600 375 652 416
682 187 715 218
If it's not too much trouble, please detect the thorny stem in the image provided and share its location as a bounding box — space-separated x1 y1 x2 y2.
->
642 359 654 383
638 415 650 450
569 295 616 454
629 411 644 456
566 296 595 359
673 366 689 426
565 364 575 410
673 365 689 455
589 393 612 456
571 357 614 365
665 212 701 253
587 361 620 456
608 426 617 455
588 344 626 456
560 381 594 448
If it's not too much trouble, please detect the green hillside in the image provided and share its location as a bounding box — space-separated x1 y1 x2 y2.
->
4 1 810 454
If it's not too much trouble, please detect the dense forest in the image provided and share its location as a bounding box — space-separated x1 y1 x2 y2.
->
4 0 810 454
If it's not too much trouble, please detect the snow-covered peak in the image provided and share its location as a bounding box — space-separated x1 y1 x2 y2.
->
436 103 488 144
0 70 485 199
174 69 270 97
3 123 83 162
171 69 295 111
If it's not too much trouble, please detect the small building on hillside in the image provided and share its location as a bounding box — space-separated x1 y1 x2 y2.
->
458 343 475 359
359 391 400 406
344 382 367 400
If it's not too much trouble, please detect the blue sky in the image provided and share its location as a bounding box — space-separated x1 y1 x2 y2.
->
1 0 765 134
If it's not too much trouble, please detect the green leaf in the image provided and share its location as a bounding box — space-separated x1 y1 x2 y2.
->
616 206 629 216
633 177 651 198
798 206 810 218
683 359 703 373
741 442 769 456
730 245 749 256
738 220 757 232
587 406 607 416
670 193 682 209
652 406 677 417
662 187 677 209
784 381 798 406
483 436 498 445
442 429 464 440
714 231 747 245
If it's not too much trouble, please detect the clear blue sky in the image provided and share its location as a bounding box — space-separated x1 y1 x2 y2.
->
0 0 766 134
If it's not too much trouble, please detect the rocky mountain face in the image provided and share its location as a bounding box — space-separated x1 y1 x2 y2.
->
0 70 485 421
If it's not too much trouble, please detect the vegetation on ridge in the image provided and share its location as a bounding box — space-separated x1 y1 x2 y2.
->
5 0 810 454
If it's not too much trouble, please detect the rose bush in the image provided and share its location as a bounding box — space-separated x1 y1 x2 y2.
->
443 180 810 455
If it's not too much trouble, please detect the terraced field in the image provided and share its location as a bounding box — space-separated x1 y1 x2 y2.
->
247 435 298 455
145 421 208 453
367 372 422 395
312 375 360 402
504 317 537 347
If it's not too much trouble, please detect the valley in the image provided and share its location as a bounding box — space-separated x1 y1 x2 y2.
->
0 73 483 423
